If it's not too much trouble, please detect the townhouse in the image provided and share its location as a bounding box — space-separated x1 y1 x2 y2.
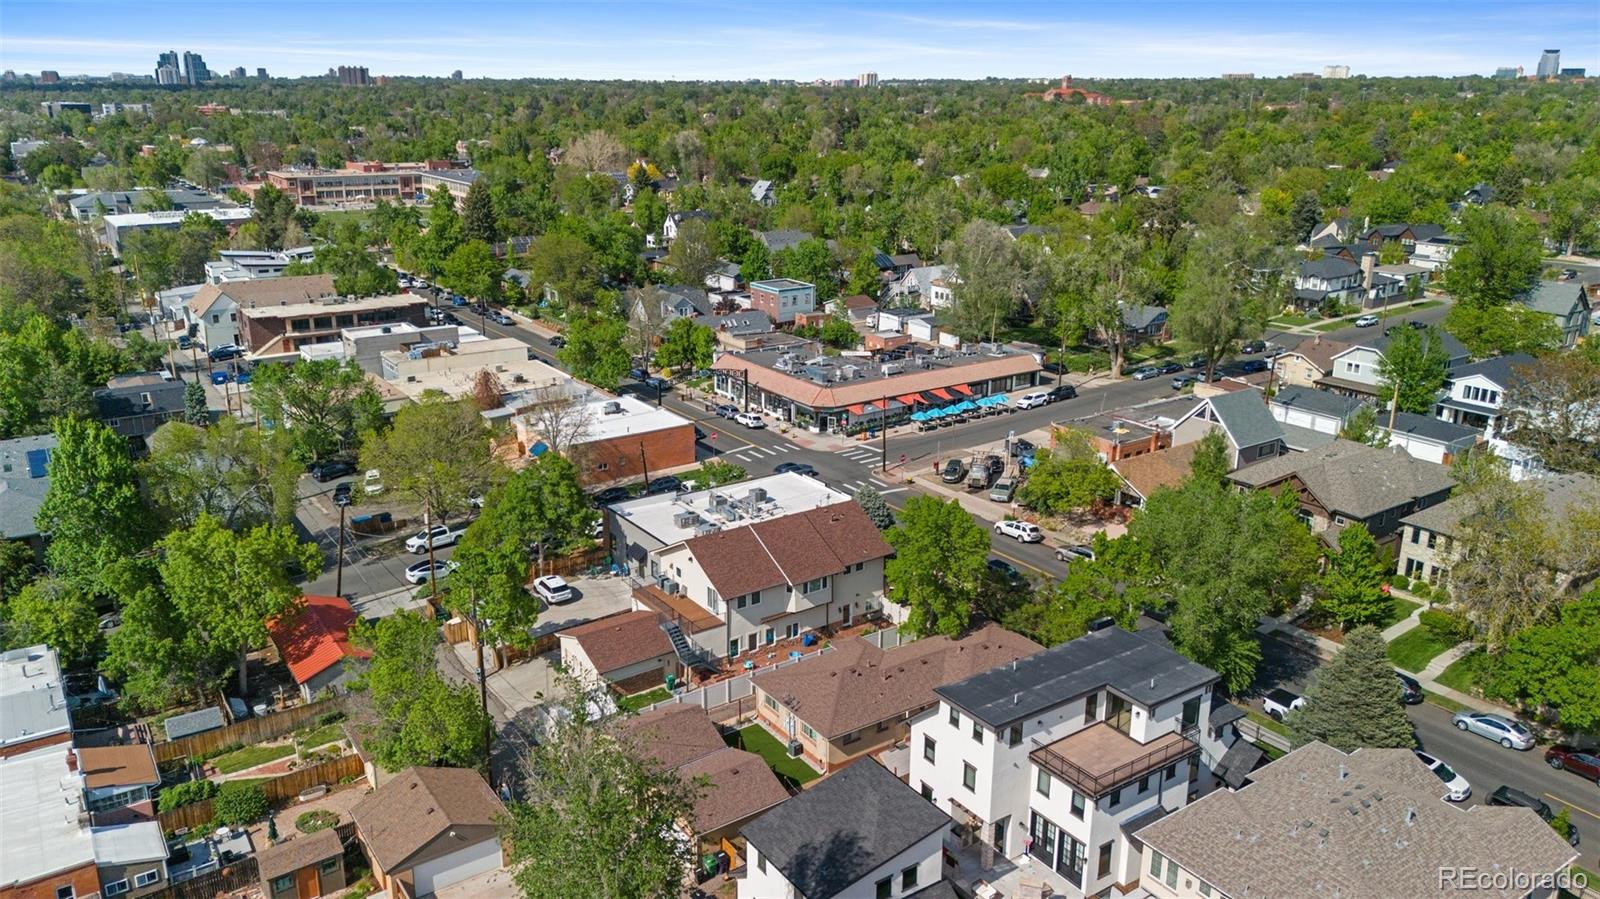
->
1397 471 1600 586
1315 331 1470 402
908 626 1223 898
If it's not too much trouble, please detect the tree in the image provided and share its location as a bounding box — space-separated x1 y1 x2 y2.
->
523 232 600 309
1003 546 1141 646
818 317 860 349
442 239 505 304
845 248 884 298
1491 590 1600 733
250 359 383 463
772 238 840 301
461 178 500 245
564 130 627 173
1317 523 1391 629
295 219 398 297
1442 303 1561 357
101 558 226 710
853 484 896 529
183 150 228 190
653 317 715 373
665 218 716 289
1017 429 1121 515
352 610 491 771
142 418 300 531
739 241 771 285
471 368 503 411
1544 176 1600 256
361 396 499 528
183 380 209 425
1168 226 1275 382
945 220 1029 342
504 697 699 899
246 183 296 250
212 781 269 827
1289 192 1322 243
1285 626 1415 751
1339 404 1381 445
457 452 590 587
884 497 990 638
1501 350 1600 476
2 578 99 666
1187 429 1230 487
1442 205 1543 311
559 313 631 391
1064 230 1151 378
159 514 322 694
36 417 152 586
1376 326 1449 414
518 384 594 461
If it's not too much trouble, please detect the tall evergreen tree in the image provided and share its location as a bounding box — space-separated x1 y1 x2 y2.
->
1286 626 1416 751
461 178 500 245
853 484 896 530
1316 522 1392 629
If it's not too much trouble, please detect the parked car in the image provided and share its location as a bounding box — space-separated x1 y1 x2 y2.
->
489 310 515 326
647 476 684 495
1413 750 1471 801
994 520 1043 543
1186 354 1209 370
643 376 673 393
1261 344 1285 359
1557 268 1579 281
1130 366 1161 380
534 574 574 604
1487 786 1580 846
177 334 192 349
332 482 353 507
210 370 231 385
1451 711 1535 750
1015 390 1052 410
310 460 355 482
939 459 968 483
450 294 469 307
406 524 467 554
734 411 766 428
591 486 631 506
1041 361 1067 375
548 334 567 348
629 367 648 381
1239 359 1269 374
1155 361 1183 375
442 312 462 325
1395 670 1423 704
773 462 817 477
1241 339 1267 354
1046 385 1078 402
714 403 739 418
990 477 1018 503
1545 746 1600 785
403 558 457 585
1171 373 1198 390
986 558 1024 585
1054 544 1095 563
363 469 384 495
1354 314 1380 328
1262 688 1305 722
208 344 242 361
1008 438 1036 459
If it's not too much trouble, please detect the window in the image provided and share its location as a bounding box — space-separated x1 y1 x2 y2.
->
1084 693 1098 723
1165 855 1178 888
921 782 934 802
764 627 775 645
1138 774 1151 794
854 562 864 572
1108 787 1121 807
737 596 747 610
1151 851 1165 880
1165 764 1177 781
842 730 861 746
319 859 339 875
971 721 983 743
272 875 295 893
801 723 817 740
595 462 608 472
1097 841 1114 879
1070 790 1085 819
764 695 778 712
133 870 160 887
101 883 126 898
877 720 891 733
962 762 977 791
875 876 893 899
1007 724 1022 747
802 576 829 593
757 856 767 874
750 592 761 606
1200 883 1214 897
949 706 960 728
55 888 77 899
1036 768 1051 797
1426 532 1437 549
923 735 936 762
1411 527 1420 544
902 864 920 890
728 639 740 657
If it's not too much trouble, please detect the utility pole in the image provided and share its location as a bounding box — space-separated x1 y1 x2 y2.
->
880 393 889 473
424 498 440 603
335 501 349 596
1386 378 1401 434
470 589 493 782
639 444 651 493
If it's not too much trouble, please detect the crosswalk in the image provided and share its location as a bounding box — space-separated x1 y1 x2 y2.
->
841 477 907 496
834 445 884 467
717 443 795 462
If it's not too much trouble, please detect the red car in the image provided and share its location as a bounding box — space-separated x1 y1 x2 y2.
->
1545 746 1600 785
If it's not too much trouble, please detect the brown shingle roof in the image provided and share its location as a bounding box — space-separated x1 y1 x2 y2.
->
349 766 504 872
559 610 673 674
1228 439 1456 519
256 827 343 882
77 745 159 789
186 274 336 319
676 748 790 833
683 501 892 600
753 625 1040 740
1279 337 1355 376
1112 442 1200 501
617 704 728 772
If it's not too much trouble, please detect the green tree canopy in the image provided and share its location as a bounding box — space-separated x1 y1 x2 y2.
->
1016 429 1121 515
559 313 631 391
1442 204 1543 310
36 417 153 586
1376 326 1450 415
1286 625 1415 751
360 395 501 527
853 484 896 530
352 609 491 772
142 418 300 531
1316 522 1391 629
1490 590 1600 733
249 358 383 463
653 317 715 373
442 239 506 304
884 496 990 637
2 577 100 667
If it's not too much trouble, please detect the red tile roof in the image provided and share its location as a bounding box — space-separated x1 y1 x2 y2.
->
267 595 369 685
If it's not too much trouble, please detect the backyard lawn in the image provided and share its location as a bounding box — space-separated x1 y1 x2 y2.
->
732 724 820 785
1386 627 1453 673
617 687 671 713
212 742 295 775
296 722 347 750
1243 707 1292 738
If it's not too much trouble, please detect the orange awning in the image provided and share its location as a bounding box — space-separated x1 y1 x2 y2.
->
897 393 924 405
847 403 866 415
951 384 974 395
930 388 954 401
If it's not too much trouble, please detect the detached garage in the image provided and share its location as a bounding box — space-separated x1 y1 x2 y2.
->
350 767 506 898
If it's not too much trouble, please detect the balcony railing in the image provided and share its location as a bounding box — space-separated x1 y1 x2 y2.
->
1030 727 1200 800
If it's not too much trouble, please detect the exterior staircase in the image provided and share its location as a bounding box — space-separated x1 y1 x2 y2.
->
661 620 715 672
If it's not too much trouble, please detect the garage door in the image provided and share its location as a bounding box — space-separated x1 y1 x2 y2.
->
411 837 502 896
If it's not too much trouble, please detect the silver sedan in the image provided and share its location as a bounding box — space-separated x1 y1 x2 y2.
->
1451 712 1535 750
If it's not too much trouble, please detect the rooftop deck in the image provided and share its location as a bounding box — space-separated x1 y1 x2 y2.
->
1029 723 1199 799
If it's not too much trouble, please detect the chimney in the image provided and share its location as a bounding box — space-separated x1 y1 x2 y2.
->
1360 253 1375 291
66 750 78 772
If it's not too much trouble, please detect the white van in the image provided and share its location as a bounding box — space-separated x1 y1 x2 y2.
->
1015 390 1052 410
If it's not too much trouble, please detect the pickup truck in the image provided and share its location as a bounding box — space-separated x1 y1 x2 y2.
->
405 524 467 554
1262 688 1306 722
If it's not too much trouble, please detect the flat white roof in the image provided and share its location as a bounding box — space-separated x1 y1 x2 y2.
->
91 822 168 865
343 321 426 340
576 394 693 443
611 472 850 545
104 207 254 228
240 292 424 319
0 644 70 747
0 744 93 885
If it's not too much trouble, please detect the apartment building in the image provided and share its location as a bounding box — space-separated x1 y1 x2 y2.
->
908 626 1222 898
265 162 480 208
103 207 254 256
240 292 429 359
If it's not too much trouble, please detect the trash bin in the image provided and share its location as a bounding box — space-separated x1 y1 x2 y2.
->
802 632 818 647
665 673 677 691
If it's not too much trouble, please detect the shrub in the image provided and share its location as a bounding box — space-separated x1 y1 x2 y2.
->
157 779 219 812
212 781 269 826
1389 576 1411 592
1419 608 1473 645
295 810 339 834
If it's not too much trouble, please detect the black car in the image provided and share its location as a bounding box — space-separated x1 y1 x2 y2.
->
442 312 462 325
647 476 684 495
1241 340 1266 354
592 486 631 506
982 454 1005 478
940 459 968 483
310 460 356 482
987 558 1024 585
331 482 354 506
548 334 567 347
1008 438 1036 459
1408 319 1428 330
1041 361 1068 375
1487 786 1580 846
774 462 818 477
1047 385 1078 402
1395 670 1423 704
208 344 242 362
1239 359 1269 374
1155 362 1183 375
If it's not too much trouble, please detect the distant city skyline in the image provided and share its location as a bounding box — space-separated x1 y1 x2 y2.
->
1 0 1595 81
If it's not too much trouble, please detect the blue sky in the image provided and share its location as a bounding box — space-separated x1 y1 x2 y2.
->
1 0 1595 81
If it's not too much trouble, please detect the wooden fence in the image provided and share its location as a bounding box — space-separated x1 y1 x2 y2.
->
155 698 346 763
148 856 260 899
157 754 367 833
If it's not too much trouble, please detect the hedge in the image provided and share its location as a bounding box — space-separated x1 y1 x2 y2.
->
157 779 218 812
212 781 269 827
1419 608 1473 645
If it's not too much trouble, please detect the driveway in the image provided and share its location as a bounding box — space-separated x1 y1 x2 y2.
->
530 574 635 637
430 866 520 899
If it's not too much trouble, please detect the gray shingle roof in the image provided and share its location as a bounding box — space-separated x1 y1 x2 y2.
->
1228 440 1456 519
1201 390 1285 449
756 229 812 252
163 707 225 739
741 760 949 899
1280 423 1339 451
1402 471 1600 536
0 434 57 540
1520 280 1589 317
1300 255 1361 279
1271 386 1367 421
935 626 1219 729
1444 353 1535 389
1120 304 1168 331
94 374 186 420
1379 411 1480 447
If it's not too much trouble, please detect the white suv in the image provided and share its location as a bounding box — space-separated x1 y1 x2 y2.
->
734 411 766 428
993 520 1043 543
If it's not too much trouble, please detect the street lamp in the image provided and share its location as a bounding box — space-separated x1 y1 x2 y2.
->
334 491 351 597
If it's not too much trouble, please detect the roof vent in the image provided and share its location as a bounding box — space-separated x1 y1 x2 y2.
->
1339 764 1348 781
602 401 623 415
1404 806 1416 826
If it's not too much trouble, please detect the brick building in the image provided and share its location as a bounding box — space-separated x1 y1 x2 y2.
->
514 393 695 486
241 291 429 359
747 278 816 324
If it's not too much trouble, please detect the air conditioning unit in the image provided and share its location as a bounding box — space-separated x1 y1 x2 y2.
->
787 740 803 758
673 511 699 528
602 401 623 415
747 487 768 503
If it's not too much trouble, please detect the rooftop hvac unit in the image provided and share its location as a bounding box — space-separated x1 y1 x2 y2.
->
747 487 768 503
602 401 623 415
787 740 803 758
881 363 902 376
673 511 699 529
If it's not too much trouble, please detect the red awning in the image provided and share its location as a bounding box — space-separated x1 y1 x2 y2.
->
951 384 974 396
847 403 867 415
930 388 954 401
897 393 925 405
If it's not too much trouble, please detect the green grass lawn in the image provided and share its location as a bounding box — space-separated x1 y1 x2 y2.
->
211 743 295 774
617 687 671 713
1435 650 1487 694
1422 689 1470 714
1377 596 1422 629
1386 627 1453 673
1312 318 1354 332
1243 707 1292 738
1270 312 1318 327
296 722 347 750
733 725 820 785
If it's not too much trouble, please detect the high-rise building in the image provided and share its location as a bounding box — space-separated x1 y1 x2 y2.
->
858 71 879 87
156 65 179 85
1559 67 1586 78
337 65 371 86
1492 66 1523 79
1536 49 1560 78
257 67 269 79
229 66 246 79
38 71 60 84
156 50 179 81
450 70 463 80
182 51 209 85
1321 64 1350 79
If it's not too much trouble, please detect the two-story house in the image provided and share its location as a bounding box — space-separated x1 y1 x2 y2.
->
1433 353 1532 436
662 209 711 244
1169 391 1286 469
94 372 186 452
748 279 818 325
1519 281 1593 348
1409 234 1461 272
1357 222 1445 249
78 743 161 825
908 626 1222 898
1271 337 1354 388
1396 471 1599 587
1316 330 1470 402
1292 255 1363 309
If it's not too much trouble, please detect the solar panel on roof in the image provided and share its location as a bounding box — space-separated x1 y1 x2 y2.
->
24 448 49 479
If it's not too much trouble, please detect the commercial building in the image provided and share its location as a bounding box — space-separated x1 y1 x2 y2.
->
241 291 429 359
264 162 480 208
1322 64 1351 78
182 51 209 85
337 66 371 86
1536 49 1561 78
511 393 696 486
712 342 1041 435
747 278 816 324
203 247 316 283
182 273 336 350
40 101 93 118
63 187 229 221
102 207 253 256
377 337 566 406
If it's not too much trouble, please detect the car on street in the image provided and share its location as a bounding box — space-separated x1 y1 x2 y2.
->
1451 711 1535 750
1413 749 1471 801
442 312 462 325
403 558 458 585
1155 361 1184 375
994 519 1043 542
939 459 968 483
1008 438 1036 459
1241 339 1267 354
644 376 673 393
210 370 232 385
1046 385 1078 402
647 476 684 495
310 460 356 482
332 482 353 506
488 310 515 326
1130 366 1161 380
1262 688 1305 722
548 334 566 348
1015 390 1052 410
208 344 242 361
986 558 1025 585
1354 314 1380 327
1487 786 1580 846
1557 268 1579 281
1186 354 1209 369
714 403 739 418
773 462 817 477
1239 359 1269 374
406 524 467 554
1171 373 1198 390
1054 544 1095 563
1261 344 1285 359
629 367 648 381
177 334 192 349
1395 670 1423 704
734 411 766 428
591 486 632 506
990 477 1018 503
1545 746 1600 785
450 295 468 306
534 574 574 604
